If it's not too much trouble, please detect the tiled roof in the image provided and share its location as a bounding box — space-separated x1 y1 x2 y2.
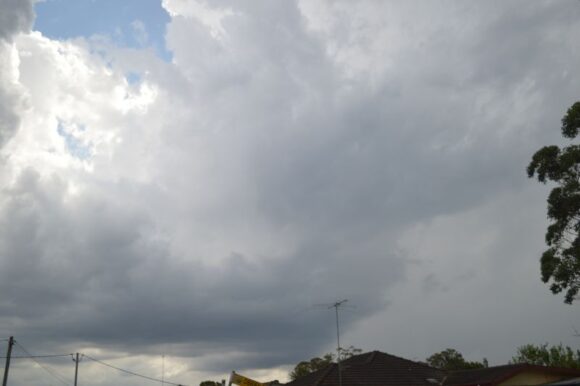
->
445 363 580 386
285 351 446 386
443 364 528 386
544 377 580 386
284 351 580 386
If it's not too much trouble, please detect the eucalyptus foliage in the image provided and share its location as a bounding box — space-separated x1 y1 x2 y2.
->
528 102 580 303
426 348 487 370
289 346 362 380
511 343 580 369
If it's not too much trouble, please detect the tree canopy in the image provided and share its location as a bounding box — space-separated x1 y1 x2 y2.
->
511 343 580 369
289 346 362 380
200 381 222 386
527 101 580 303
425 348 488 370
289 353 334 380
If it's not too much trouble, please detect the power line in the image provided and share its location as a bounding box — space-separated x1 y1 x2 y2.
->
12 341 71 386
0 354 72 359
13 340 72 386
5 342 191 386
83 354 188 386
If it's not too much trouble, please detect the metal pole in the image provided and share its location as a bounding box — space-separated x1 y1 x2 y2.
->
2 337 14 386
73 353 79 386
335 306 342 386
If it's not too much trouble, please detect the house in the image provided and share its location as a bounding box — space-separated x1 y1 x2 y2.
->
284 351 580 386
444 363 580 386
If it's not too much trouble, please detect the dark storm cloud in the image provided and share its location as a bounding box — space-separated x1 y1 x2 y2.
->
0 169 405 370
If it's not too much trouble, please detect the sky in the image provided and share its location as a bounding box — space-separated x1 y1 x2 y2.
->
0 0 580 385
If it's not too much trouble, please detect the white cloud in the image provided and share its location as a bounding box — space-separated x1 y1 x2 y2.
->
131 19 149 46
162 0 234 40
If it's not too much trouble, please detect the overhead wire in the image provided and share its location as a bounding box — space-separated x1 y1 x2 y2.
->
12 341 72 386
0 354 73 359
83 354 188 386
13 340 72 386
3 340 191 385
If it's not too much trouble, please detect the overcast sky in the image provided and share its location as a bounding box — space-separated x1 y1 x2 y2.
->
1 0 580 385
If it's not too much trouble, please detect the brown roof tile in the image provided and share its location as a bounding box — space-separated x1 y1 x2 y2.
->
445 364 580 386
284 351 580 386
285 351 446 386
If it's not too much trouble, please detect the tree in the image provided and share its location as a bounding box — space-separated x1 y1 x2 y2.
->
511 343 580 368
289 346 362 380
426 348 488 370
200 381 221 386
338 345 362 360
290 353 334 380
527 101 580 304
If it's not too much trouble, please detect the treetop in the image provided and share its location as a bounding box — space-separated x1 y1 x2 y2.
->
562 102 580 139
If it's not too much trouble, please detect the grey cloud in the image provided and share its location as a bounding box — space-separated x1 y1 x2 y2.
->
422 274 449 294
0 0 34 41
0 83 20 148
156 0 580 367
0 169 405 369
0 43 24 148
0 0 33 148
161 1 580 242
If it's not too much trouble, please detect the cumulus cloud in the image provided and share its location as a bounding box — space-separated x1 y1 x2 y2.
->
1 0 580 385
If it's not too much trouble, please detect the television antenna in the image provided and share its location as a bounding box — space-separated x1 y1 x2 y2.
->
313 299 351 386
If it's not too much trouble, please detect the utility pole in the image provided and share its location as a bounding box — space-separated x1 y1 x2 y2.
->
2 336 14 386
73 353 80 386
330 300 348 386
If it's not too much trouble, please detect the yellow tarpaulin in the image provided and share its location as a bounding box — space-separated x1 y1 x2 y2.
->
229 372 265 386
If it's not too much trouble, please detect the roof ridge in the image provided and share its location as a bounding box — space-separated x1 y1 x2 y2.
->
374 351 440 371
448 363 526 374
342 350 441 373
365 351 378 364
313 363 336 386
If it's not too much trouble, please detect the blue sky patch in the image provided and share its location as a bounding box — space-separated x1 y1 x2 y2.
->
57 122 92 160
34 0 172 61
125 71 142 85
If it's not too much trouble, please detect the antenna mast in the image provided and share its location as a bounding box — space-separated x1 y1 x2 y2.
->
330 299 348 386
